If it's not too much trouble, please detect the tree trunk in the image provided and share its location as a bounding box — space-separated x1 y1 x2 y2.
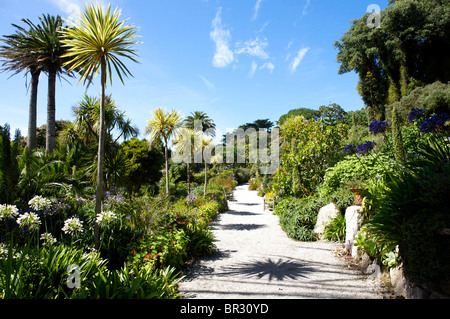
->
27 70 40 151
46 69 57 154
187 162 191 194
165 140 169 196
94 58 107 249
204 161 207 197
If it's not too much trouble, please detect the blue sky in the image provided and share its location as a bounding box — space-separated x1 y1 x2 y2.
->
0 0 388 141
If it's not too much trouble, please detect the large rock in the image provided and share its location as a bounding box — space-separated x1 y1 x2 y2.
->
345 206 363 258
314 203 340 238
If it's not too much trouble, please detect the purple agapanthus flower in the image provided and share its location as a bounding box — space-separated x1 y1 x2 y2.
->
357 141 376 155
369 120 389 134
343 144 356 155
420 113 450 133
408 108 426 123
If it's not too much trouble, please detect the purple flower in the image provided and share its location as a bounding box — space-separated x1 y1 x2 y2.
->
369 120 389 134
408 108 426 123
419 113 449 133
357 141 376 155
343 144 356 155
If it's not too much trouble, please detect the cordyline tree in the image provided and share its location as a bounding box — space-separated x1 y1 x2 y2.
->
61 2 140 248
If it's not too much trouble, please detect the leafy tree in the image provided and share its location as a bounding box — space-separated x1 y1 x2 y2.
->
318 103 346 125
273 116 348 197
277 107 320 126
119 138 164 194
146 108 183 196
61 2 140 248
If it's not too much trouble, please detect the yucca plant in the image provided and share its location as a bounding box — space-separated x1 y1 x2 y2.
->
61 2 140 248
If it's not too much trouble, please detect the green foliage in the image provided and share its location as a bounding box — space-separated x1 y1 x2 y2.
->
273 117 348 197
274 196 321 242
321 153 398 197
323 214 346 243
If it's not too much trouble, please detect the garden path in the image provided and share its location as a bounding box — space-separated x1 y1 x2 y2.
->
178 184 384 299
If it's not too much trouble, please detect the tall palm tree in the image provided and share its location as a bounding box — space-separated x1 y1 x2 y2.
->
0 20 43 150
27 14 74 154
184 111 216 137
61 3 140 248
146 108 183 196
174 127 201 194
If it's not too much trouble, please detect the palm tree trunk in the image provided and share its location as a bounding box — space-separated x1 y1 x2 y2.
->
204 161 207 197
94 58 107 249
187 162 191 194
46 69 57 153
164 139 169 196
27 70 40 151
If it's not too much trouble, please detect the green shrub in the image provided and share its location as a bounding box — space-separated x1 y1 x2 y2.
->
274 196 320 242
323 214 346 243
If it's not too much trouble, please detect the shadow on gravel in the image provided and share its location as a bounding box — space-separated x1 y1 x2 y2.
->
223 210 260 216
220 224 266 231
220 258 315 281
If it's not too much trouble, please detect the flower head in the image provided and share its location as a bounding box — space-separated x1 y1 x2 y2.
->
0 204 19 221
16 212 41 231
62 217 84 236
40 232 57 246
408 108 426 123
28 195 52 211
419 113 449 133
95 211 118 227
356 141 376 155
186 193 197 205
369 120 389 134
343 144 356 155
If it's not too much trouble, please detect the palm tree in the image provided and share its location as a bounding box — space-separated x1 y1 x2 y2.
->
174 127 201 194
146 108 183 196
27 14 75 154
0 20 43 150
184 111 216 137
61 3 140 248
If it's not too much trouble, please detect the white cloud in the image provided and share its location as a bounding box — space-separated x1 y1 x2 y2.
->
252 0 263 21
48 0 82 21
302 0 311 16
199 75 215 90
235 37 269 60
210 8 234 68
249 61 258 78
259 62 275 73
289 47 310 73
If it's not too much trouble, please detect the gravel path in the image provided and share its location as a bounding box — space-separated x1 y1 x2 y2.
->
178 184 384 299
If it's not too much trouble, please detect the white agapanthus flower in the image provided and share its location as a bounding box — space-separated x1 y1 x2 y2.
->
96 211 118 227
0 204 19 221
16 212 41 231
40 232 57 246
62 217 84 236
28 195 52 211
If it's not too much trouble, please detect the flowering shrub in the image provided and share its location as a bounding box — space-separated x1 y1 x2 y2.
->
95 211 118 227
62 217 84 236
408 108 426 123
0 204 19 221
369 120 389 134
16 212 41 231
28 195 52 211
40 232 57 246
185 193 197 206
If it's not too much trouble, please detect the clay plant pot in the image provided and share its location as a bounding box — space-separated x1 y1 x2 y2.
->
350 187 364 206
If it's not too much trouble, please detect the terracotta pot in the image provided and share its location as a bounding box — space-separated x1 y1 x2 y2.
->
350 187 364 206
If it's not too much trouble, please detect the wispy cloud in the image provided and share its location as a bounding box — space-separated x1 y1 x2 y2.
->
289 47 310 73
252 0 263 21
249 61 275 78
260 62 275 73
210 7 234 68
199 75 215 90
235 37 269 60
249 61 258 78
302 0 311 16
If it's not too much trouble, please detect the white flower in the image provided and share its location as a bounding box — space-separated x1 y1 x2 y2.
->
16 212 41 231
40 232 57 246
0 204 19 221
28 195 52 211
62 217 84 236
96 211 118 227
